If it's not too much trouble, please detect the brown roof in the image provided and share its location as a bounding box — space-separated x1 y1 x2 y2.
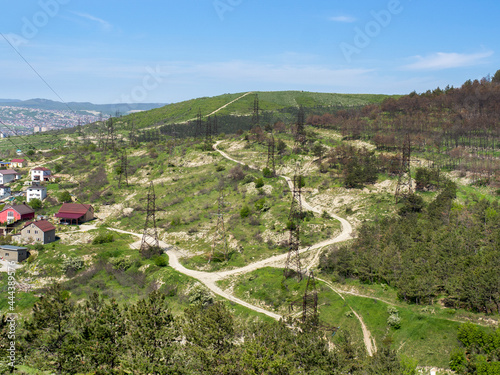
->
58 203 92 215
0 169 19 175
3 204 35 215
32 167 50 171
23 220 56 233
11 159 25 163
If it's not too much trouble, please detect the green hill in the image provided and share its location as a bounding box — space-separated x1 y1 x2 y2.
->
122 90 395 129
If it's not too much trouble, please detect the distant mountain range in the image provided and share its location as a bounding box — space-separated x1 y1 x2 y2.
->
0 98 167 115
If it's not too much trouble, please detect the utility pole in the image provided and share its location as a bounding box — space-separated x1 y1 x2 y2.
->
284 164 303 281
118 150 129 188
290 270 318 325
140 182 160 256
105 117 115 152
252 94 259 126
209 190 229 263
395 133 413 203
294 106 306 145
205 116 213 150
212 114 218 137
267 132 276 177
196 109 203 138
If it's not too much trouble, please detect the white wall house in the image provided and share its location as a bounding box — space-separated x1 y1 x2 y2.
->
0 185 11 198
30 167 51 182
26 185 47 203
0 170 20 185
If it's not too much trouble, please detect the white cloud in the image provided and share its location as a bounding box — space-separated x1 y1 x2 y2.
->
329 15 357 23
70 11 112 31
403 51 494 70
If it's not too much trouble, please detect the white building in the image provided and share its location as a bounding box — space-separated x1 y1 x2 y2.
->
0 170 20 185
30 167 51 182
0 185 11 198
26 184 47 203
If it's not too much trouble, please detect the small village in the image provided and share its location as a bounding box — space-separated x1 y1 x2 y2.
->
0 157 94 264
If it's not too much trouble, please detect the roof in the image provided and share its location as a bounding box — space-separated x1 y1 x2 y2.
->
0 169 19 175
58 203 92 215
2 204 35 216
55 212 84 219
27 185 47 191
23 220 56 233
0 245 28 251
0 185 10 189
11 159 25 163
32 167 50 172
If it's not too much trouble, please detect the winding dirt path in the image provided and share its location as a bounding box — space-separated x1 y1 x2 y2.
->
166 140 378 354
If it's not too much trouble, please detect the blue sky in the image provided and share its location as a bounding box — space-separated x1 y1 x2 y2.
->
0 0 498 104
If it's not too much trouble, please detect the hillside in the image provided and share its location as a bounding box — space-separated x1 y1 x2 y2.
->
0 81 499 373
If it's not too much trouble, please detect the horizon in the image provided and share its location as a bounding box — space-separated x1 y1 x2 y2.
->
1 0 498 104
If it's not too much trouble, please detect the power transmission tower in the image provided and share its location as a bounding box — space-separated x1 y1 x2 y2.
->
395 133 413 203
284 164 303 281
196 109 203 138
118 151 129 188
252 94 259 126
105 117 115 152
140 182 160 256
290 270 318 325
294 106 306 145
205 116 213 150
266 133 276 177
212 114 218 137
209 190 229 263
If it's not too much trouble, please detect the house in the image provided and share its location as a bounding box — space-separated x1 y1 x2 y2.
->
0 245 28 262
20 220 56 244
0 169 20 185
11 159 27 168
55 203 94 224
0 185 11 198
0 203 35 225
30 167 51 182
26 183 47 203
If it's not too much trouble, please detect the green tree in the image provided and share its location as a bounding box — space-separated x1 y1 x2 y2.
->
58 191 72 203
28 198 42 209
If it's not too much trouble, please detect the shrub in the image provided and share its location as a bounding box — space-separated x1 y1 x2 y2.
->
254 198 269 212
387 306 399 315
92 233 114 245
240 206 251 218
215 165 225 172
228 165 246 181
58 191 72 203
262 167 274 178
154 255 168 267
387 314 401 329
243 175 254 184
28 198 42 209
255 178 264 188
62 256 84 274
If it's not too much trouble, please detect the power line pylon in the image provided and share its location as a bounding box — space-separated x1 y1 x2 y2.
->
290 270 318 325
118 151 129 188
284 164 303 281
196 109 203 138
212 114 218 137
294 106 306 145
205 116 213 150
395 133 413 203
105 117 115 152
267 132 276 177
209 190 229 263
252 94 259 126
140 182 160 255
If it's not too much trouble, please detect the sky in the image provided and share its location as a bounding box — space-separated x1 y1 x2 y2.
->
0 0 498 104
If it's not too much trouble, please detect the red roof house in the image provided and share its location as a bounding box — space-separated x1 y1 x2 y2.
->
55 203 94 224
20 220 56 244
30 167 51 181
0 203 35 225
11 159 27 168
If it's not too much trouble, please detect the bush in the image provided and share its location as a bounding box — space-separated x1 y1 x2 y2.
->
387 314 401 329
255 178 264 188
58 191 72 203
240 206 251 218
92 233 114 245
154 255 168 267
262 167 274 178
62 256 84 274
28 198 42 209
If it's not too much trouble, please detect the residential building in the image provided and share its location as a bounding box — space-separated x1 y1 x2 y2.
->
0 169 20 184
11 159 27 168
26 183 47 203
20 220 56 244
0 245 28 262
30 167 51 182
55 203 94 224
0 185 11 197
0 203 35 225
